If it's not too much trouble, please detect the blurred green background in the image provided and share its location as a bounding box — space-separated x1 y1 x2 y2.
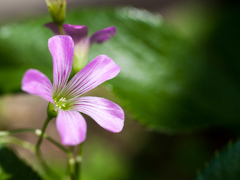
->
0 0 240 180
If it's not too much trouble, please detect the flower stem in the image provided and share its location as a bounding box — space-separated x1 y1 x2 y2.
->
0 128 33 136
44 133 70 155
75 143 83 180
69 153 76 180
35 116 58 178
35 116 52 155
68 143 84 180
58 25 64 35
0 128 70 154
0 136 35 152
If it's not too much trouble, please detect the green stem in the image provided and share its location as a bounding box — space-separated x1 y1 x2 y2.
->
44 134 70 155
58 25 64 35
68 143 84 180
35 116 57 178
69 153 76 180
0 128 33 136
0 128 69 154
35 116 52 156
0 136 35 152
75 143 83 180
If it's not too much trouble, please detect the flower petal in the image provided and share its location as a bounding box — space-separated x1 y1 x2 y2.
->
63 55 120 99
48 35 74 96
90 26 116 45
44 22 60 35
56 110 87 145
63 24 88 45
22 69 54 103
71 96 124 133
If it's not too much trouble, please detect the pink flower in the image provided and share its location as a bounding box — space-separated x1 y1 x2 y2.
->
45 22 116 71
22 35 124 145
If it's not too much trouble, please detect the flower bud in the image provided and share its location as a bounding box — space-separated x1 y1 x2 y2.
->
45 0 66 26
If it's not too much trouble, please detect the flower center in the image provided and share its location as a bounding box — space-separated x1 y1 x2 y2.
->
54 97 67 110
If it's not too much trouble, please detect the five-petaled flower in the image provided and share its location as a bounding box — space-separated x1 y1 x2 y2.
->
45 22 116 72
22 35 124 145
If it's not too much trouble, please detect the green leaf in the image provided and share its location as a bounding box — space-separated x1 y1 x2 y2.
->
196 140 240 180
0 7 240 132
0 145 42 180
0 166 11 180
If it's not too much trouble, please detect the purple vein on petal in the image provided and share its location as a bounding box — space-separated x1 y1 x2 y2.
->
71 96 124 133
56 110 87 145
48 35 74 97
62 55 120 100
